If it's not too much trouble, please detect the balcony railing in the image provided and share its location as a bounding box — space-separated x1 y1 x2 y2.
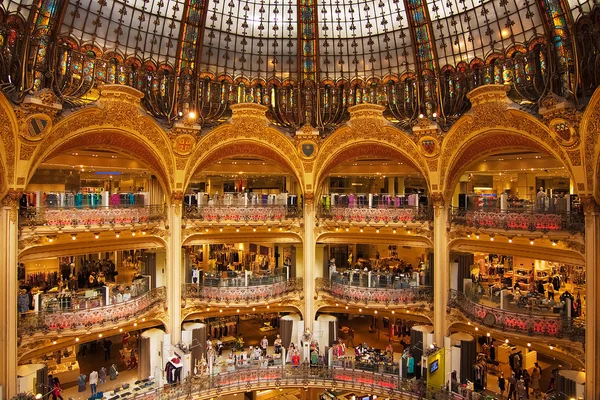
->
184 204 302 222
449 207 585 234
19 205 166 229
132 364 459 400
316 277 433 306
18 287 166 339
448 289 585 343
183 277 303 304
317 204 433 224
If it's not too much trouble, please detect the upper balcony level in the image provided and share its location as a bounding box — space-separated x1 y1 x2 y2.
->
19 204 166 231
316 194 433 227
183 192 302 224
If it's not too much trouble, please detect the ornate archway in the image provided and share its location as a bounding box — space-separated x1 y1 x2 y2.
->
183 104 305 192
440 86 580 199
314 106 431 193
0 92 19 195
24 86 175 194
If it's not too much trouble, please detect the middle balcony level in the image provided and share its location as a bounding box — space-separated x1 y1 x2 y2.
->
182 269 304 322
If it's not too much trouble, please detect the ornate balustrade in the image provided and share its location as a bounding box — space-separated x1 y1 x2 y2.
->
317 205 433 224
448 289 585 343
19 205 166 229
316 277 433 306
129 364 458 400
184 205 302 223
18 287 166 340
449 207 585 234
183 278 303 304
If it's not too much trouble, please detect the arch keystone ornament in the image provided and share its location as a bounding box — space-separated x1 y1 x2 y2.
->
348 104 387 135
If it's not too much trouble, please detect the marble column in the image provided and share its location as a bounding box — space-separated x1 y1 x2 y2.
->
303 194 316 330
167 193 183 345
583 196 600 399
432 196 449 346
0 191 20 398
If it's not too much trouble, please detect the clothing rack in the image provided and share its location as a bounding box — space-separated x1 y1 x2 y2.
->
473 354 487 391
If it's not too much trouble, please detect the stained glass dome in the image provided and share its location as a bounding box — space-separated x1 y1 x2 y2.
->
0 0 598 133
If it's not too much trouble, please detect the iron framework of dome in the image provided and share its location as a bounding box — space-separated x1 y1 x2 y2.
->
0 0 599 134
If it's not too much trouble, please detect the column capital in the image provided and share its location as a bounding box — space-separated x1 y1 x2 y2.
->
1 189 22 208
304 191 315 207
1 189 23 224
170 190 184 216
430 192 448 218
581 195 600 214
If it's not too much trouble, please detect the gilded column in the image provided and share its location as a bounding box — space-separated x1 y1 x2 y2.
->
582 196 600 399
432 193 448 346
0 191 21 398
303 192 316 330
168 191 184 344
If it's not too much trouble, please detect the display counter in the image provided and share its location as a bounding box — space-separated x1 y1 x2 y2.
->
48 360 80 384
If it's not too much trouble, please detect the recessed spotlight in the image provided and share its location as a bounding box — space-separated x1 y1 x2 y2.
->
94 233 99 239
189 111 196 119
71 234 77 240
115 232 120 238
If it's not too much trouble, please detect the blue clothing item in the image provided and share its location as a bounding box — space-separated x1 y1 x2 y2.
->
75 193 83 208
407 357 415 374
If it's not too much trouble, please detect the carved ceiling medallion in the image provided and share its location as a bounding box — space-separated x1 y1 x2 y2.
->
173 134 197 156
298 140 318 159
21 114 52 142
549 118 579 147
419 136 440 157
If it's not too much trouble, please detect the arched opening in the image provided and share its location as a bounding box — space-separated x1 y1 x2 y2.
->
181 143 304 332
445 142 586 363
17 139 171 365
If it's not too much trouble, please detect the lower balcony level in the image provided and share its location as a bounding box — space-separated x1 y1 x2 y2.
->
448 289 585 343
131 364 453 400
17 287 166 344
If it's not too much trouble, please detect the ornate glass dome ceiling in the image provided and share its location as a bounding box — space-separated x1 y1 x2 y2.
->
0 0 598 133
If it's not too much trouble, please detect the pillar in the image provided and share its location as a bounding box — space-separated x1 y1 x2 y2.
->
388 177 395 196
0 191 20 398
583 197 600 399
432 194 449 346
167 192 184 344
397 177 405 196
303 193 316 329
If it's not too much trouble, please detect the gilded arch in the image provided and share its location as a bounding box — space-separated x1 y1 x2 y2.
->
0 92 19 193
184 105 305 192
313 125 431 194
580 85 600 201
26 107 174 194
440 90 578 199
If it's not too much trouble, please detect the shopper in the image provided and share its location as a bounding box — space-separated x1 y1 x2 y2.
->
89 370 98 397
77 373 87 392
507 372 517 400
98 366 107 384
103 338 113 361
260 335 268 356
531 363 541 398
522 369 531 398
52 378 63 400
517 379 527 400
498 373 506 399
348 328 355 348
